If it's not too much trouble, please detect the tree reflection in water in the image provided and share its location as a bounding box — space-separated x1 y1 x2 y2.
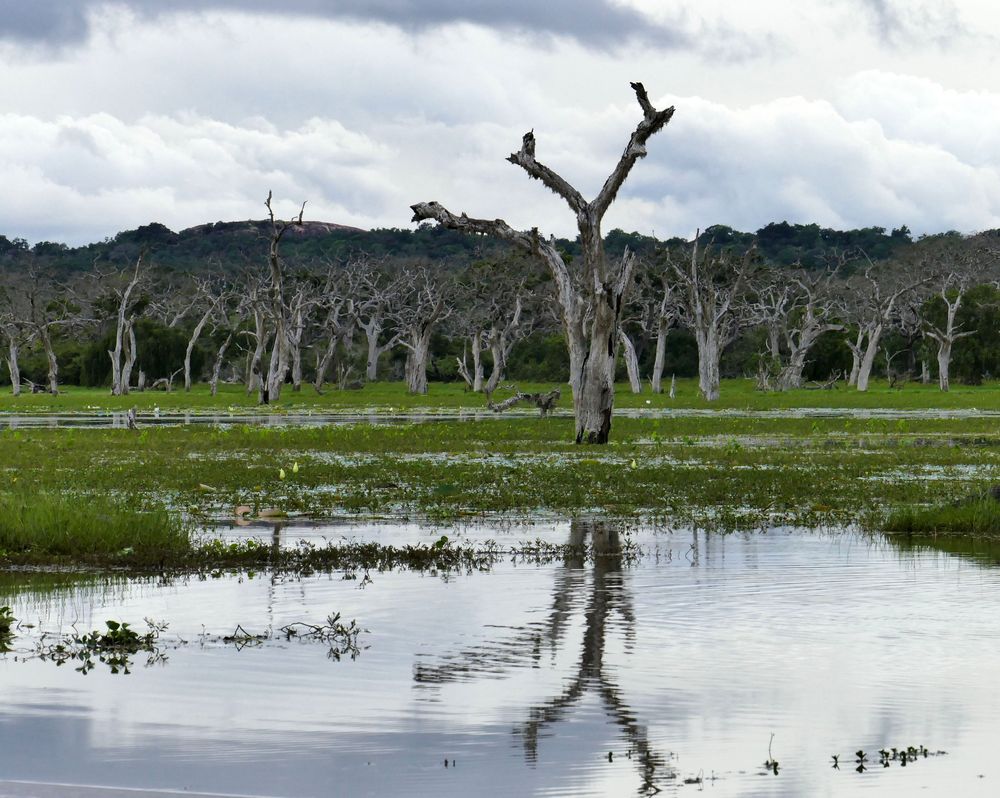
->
415 519 672 795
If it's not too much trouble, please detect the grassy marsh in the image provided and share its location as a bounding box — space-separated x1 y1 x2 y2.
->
2 380 999 566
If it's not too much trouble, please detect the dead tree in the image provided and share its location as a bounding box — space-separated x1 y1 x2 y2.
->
0 290 27 396
454 261 533 394
208 291 243 397
241 275 270 396
183 277 227 392
667 234 757 401
847 261 931 392
352 261 404 383
106 256 145 396
397 267 451 395
923 272 975 392
312 267 353 393
750 266 845 391
413 82 674 443
260 191 305 404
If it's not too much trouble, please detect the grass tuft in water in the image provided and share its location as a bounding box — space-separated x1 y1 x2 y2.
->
0 490 191 563
883 495 1000 536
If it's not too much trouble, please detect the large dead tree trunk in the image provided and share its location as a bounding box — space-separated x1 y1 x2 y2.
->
412 82 673 443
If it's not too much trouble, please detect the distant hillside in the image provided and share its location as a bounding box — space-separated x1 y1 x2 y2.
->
0 218 925 277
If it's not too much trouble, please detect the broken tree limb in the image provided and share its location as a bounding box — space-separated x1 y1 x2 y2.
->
487 389 562 417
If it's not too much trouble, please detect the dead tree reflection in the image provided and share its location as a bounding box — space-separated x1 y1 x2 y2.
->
414 519 671 795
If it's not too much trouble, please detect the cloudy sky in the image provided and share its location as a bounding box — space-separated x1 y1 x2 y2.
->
1 0 1000 245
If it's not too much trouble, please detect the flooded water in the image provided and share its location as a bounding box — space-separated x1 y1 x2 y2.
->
2 523 999 796
4 404 1000 429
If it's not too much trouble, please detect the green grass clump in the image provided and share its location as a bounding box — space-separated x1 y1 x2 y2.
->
0 490 191 564
884 497 1000 536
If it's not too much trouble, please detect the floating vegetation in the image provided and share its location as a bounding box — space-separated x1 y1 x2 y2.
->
34 618 167 675
23 610 368 674
833 745 946 773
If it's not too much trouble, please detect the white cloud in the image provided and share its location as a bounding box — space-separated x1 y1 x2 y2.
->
1 6 1000 244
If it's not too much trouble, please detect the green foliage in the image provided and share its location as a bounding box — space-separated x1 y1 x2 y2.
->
79 318 203 386
884 497 1000 536
0 489 190 563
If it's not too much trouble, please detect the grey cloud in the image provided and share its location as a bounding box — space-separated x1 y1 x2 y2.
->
854 0 967 46
0 0 753 55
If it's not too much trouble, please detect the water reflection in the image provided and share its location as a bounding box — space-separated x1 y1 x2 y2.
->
416 519 672 795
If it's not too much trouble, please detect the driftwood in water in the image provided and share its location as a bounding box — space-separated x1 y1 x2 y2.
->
487 388 561 417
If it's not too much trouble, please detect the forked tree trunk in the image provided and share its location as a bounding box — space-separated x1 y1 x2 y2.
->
619 330 642 394
411 82 673 444
109 258 142 396
855 323 883 392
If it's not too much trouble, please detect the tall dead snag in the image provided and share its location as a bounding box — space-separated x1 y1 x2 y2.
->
0 288 26 396
924 273 975 392
398 266 451 395
413 82 674 443
108 256 144 396
666 235 757 401
750 265 845 391
845 260 931 392
261 191 305 404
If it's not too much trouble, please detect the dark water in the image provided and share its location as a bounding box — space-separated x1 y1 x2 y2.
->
1 524 999 797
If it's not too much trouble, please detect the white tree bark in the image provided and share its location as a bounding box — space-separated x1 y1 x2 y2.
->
210 331 234 397
109 256 143 396
619 329 642 394
260 191 305 404
924 275 974 393
855 322 882 392
669 235 755 402
649 325 669 394
184 297 218 392
5 335 20 396
412 82 672 443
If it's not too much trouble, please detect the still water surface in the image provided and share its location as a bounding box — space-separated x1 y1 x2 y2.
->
1 523 999 797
